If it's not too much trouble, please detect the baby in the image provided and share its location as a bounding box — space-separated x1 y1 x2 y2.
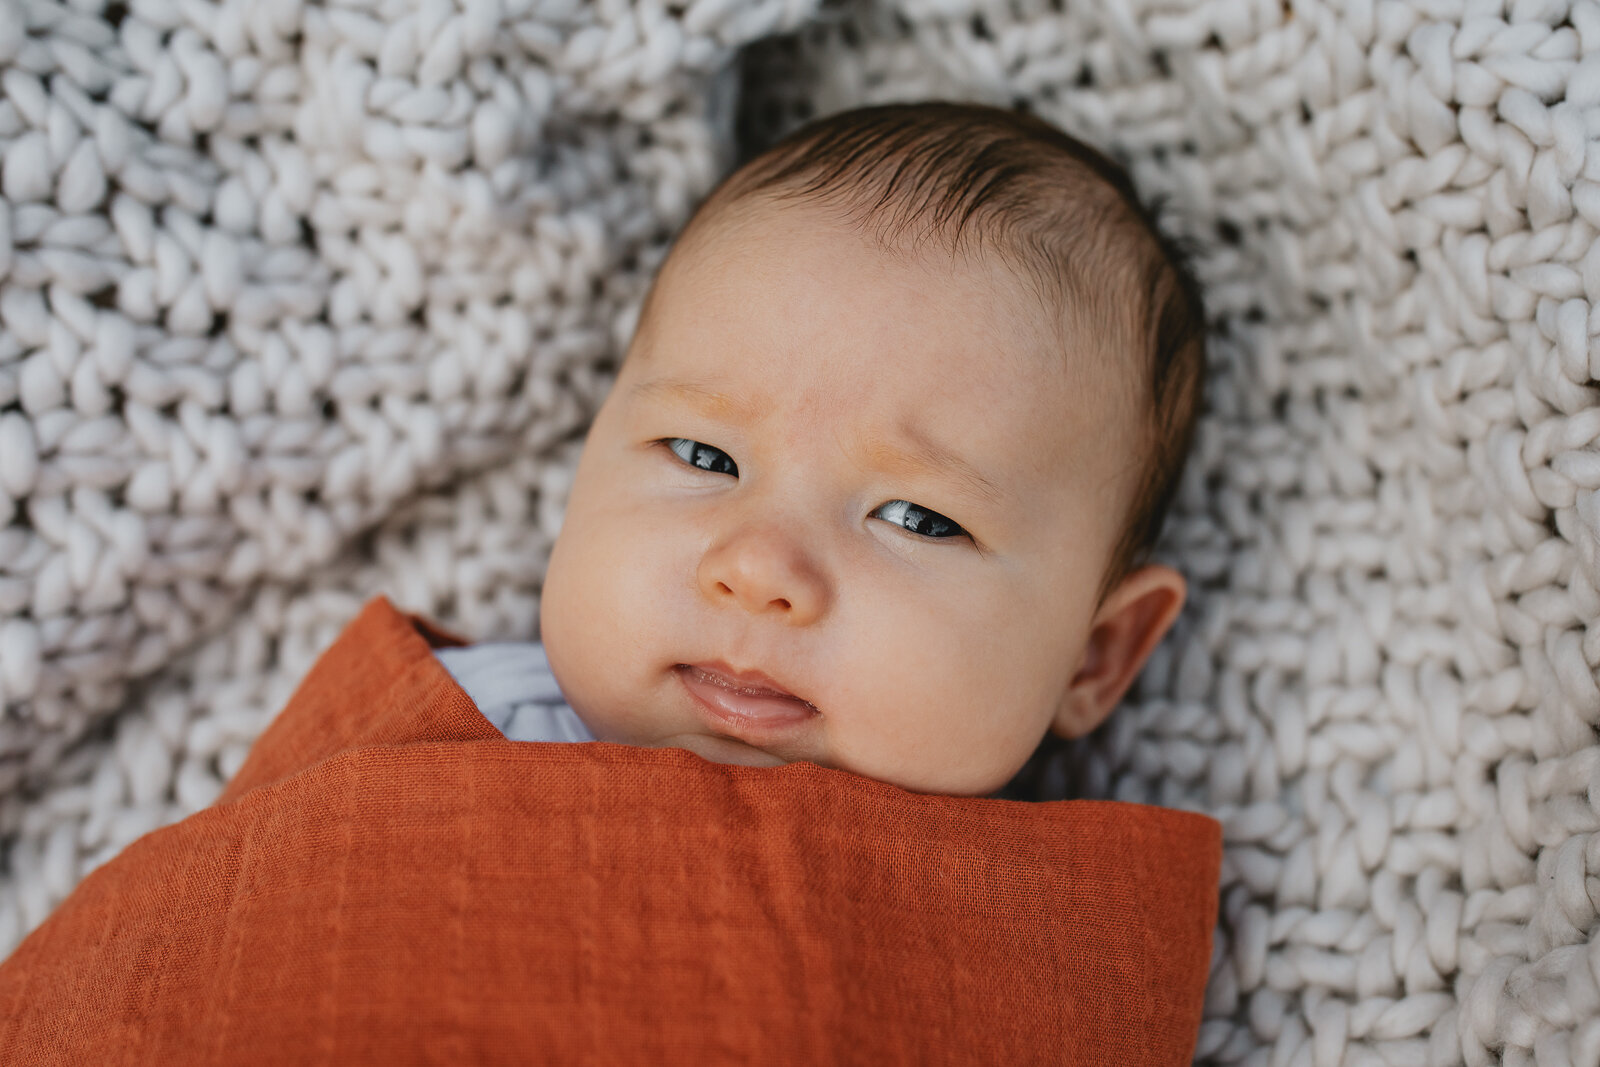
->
438 100 1207 798
0 104 1220 1062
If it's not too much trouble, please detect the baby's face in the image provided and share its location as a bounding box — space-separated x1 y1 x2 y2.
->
539 196 1144 796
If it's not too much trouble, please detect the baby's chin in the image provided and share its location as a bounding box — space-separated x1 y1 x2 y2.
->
646 732 791 768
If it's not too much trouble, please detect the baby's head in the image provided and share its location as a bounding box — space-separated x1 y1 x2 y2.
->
539 102 1206 796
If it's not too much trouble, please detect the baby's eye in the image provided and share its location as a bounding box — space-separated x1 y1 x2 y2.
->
664 438 737 476
661 440 965 541
873 500 968 541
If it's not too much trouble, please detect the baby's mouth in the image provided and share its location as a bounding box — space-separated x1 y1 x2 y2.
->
675 663 819 727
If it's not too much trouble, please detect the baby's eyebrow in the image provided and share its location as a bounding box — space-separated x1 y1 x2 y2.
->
629 375 1006 510
857 424 1006 510
628 377 764 423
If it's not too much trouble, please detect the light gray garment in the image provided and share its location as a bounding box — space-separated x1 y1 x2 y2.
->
433 642 595 743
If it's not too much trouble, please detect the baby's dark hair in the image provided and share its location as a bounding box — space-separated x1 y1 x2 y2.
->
653 101 1206 605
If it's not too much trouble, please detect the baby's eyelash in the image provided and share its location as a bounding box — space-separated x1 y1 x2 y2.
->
659 438 970 543
663 437 737 475
873 500 969 541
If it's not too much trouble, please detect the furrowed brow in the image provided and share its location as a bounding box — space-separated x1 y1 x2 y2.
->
631 376 1005 510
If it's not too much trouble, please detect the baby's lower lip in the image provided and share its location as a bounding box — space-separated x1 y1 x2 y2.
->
676 665 819 728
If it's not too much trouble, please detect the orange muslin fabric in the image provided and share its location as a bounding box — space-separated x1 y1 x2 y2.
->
0 596 1221 1065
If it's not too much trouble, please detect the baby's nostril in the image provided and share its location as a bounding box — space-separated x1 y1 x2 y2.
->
773 598 791 610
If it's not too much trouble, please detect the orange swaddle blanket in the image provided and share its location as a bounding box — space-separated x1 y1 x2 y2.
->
0 597 1221 1064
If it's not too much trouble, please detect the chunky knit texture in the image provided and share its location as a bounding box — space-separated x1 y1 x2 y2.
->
2 0 1600 1063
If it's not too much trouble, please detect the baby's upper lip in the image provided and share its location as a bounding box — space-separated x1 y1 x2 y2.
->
681 661 817 709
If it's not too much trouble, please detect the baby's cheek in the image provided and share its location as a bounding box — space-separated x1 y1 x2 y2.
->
845 615 1043 793
543 509 680 737
542 522 627 705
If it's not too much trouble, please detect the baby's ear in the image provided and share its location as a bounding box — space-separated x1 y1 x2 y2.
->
1050 564 1187 739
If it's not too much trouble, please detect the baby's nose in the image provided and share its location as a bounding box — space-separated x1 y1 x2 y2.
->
696 523 829 624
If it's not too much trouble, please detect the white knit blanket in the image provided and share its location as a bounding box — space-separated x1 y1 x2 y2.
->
3 0 1598 1062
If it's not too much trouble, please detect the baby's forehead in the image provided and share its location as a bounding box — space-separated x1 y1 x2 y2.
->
645 195 1133 403
665 193 1063 320
642 248 1128 446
